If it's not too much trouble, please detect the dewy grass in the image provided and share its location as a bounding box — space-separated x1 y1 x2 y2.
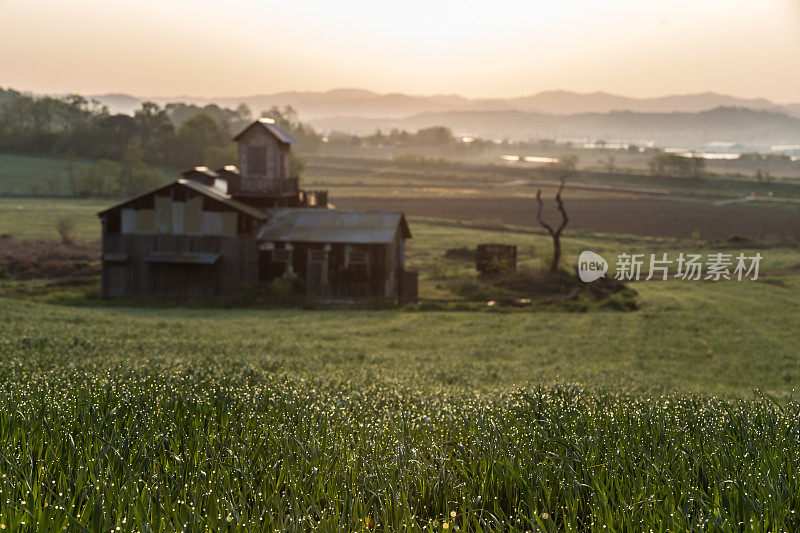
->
0 360 798 531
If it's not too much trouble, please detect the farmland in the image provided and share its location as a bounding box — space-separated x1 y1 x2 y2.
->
2 153 800 529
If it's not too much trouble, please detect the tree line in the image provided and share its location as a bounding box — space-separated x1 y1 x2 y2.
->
0 88 324 198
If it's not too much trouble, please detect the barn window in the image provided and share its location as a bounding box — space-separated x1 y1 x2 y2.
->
248 146 266 174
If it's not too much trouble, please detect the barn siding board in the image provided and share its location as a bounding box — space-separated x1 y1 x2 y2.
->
172 203 184 234
221 212 237 237
121 209 136 233
184 196 203 234
154 196 171 232
203 212 223 235
136 209 155 232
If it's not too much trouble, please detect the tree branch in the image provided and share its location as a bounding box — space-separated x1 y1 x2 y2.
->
535 189 556 236
554 177 569 235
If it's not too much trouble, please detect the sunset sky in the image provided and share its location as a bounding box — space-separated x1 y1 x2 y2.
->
1 0 799 101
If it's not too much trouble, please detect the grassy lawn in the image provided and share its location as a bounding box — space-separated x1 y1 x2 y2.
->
0 197 108 242
0 153 78 195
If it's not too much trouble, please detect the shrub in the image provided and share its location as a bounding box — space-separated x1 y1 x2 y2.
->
600 291 639 311
55 216 76 244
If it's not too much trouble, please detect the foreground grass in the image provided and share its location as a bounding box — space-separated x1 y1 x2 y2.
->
2 275 800 528
0 350 799 531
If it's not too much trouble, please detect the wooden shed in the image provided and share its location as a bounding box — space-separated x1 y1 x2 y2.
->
256 208 412 300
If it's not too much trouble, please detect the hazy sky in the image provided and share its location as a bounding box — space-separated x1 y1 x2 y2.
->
1 0 799 101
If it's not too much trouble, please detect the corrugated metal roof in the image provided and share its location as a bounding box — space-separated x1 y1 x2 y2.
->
233 118 296 144
257 208 411 244
97 179 269 220
145 252 221 265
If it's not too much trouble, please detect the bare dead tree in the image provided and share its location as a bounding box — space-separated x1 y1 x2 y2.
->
536 178 569 273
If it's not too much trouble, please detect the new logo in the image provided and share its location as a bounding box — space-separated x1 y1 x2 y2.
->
578 251 608 282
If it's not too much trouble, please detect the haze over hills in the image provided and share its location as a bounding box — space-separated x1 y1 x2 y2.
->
90 88 800 120
310 107 800 148
57 89 800 148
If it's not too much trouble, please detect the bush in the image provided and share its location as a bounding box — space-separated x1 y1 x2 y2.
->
55 216 76 244
600 291 639 311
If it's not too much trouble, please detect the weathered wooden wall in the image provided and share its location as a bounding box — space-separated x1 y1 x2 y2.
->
102 233 259 300
259 241 402 300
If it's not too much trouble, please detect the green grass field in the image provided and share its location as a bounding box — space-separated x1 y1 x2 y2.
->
2 278 800 529
3 154 800 529
0 197 108 241
0 153 80 195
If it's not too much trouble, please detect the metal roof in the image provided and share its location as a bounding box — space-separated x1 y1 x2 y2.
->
233 118 296 144
97 179 269 220
178 179 268 219
257 208 411 244
145 252 221 265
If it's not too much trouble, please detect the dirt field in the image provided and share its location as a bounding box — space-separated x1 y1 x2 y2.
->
0 235 100 280
336 197 800 241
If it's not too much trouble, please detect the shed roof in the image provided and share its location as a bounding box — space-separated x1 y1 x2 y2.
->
97 179 269 220
233 118 296 144
257 208 411 244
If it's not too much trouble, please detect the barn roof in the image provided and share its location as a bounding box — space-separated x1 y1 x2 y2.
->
97 179 269 220
257 208 411 244
233 118 296 144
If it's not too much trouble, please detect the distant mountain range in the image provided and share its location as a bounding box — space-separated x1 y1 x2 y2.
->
91 88 800 120
309 107 800 148
88 89 800 147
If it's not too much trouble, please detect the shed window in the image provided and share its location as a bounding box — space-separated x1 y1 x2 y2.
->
310 250 327 263
272 249 291 263
347 250 368 266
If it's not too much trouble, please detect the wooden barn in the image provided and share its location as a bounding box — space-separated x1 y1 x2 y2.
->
98 179 267 299
97 118 415 302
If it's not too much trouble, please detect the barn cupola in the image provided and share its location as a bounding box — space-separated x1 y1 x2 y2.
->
230 119 296 203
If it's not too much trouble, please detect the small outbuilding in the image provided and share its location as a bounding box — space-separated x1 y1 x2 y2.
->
257 208 411 299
